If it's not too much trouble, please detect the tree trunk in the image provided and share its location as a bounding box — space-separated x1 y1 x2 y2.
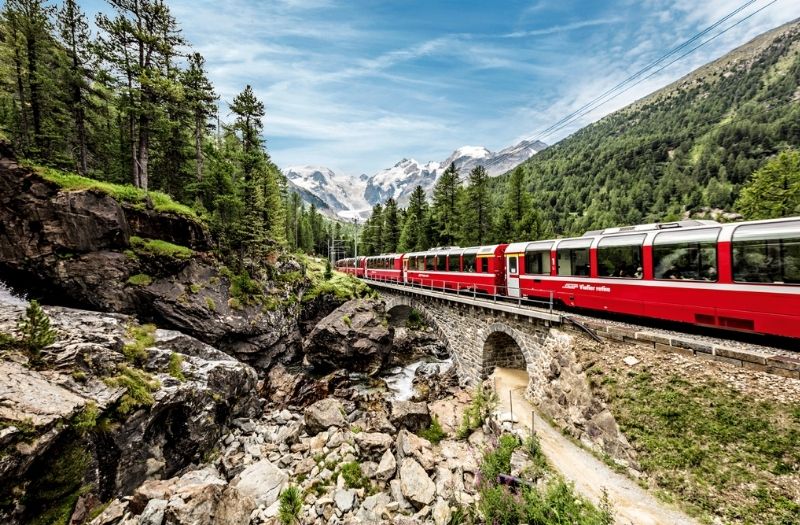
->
11 31 30 151
25 33 42 146
195 114 203 181
137 113 149 192
69 25 88 175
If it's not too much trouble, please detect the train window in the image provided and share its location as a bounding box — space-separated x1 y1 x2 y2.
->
597 234 645 279
732 220 800 284
463 254 477 272
524 242 553 275
416 256 424 271
653 228 719 281
425 255 435 271
434 256 445 271
447 254 460 272
557 239 592 277
508 256 518 274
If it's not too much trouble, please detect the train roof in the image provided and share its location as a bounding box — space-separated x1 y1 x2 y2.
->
582 219 720 237
405 244 504 258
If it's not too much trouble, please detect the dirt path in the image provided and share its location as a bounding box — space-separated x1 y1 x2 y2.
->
491 367 698 525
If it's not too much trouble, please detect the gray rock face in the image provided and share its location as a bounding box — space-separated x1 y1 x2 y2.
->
399 457 436 508
354 432 393 460
303 299 394 376
0 303 259 525
375 449 397 481
304 398 347 435
232 460 288 507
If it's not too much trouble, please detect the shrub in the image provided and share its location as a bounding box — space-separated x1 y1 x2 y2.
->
278 485 302 525
480 434 520 484
18 300 56 365
457 385 497 439
342 315 352 328
189 283 202 294
324 259 333 280
229 271 262 303
168 353 186 382
406 308 426 330
418 416 447 445
126 273 152 286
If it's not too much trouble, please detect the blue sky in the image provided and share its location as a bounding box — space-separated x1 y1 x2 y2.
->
82 0 799 175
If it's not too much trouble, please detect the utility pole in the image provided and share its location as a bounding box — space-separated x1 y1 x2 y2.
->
353 218 359 268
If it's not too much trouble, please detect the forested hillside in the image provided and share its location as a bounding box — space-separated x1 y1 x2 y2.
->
502 19 800 236
0 0 341 265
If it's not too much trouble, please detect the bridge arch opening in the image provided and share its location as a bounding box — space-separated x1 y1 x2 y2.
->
482 329 527 378
386 304 414 327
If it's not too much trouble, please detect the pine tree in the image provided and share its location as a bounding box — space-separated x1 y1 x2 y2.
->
18 299 56 365
381 197 400 253
96 0 186 190
461 165 492 246
736 150 800 219
56 0 93 174
229 84 265 187
399 185 429 251
431 162 461 246
182 52 217 182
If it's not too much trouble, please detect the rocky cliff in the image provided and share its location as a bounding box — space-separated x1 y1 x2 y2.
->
0 141 354 368
0 303 259 525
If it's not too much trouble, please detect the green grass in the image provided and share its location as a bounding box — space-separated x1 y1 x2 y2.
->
418 416 447 445
72 402 99 436
104 365 160 415
339 462 372 491
205 296 216 311
472 432 613 525
122 324 156 364
298 254 373 303
33 164 200 221
168 353 186 382
129 236 193 260
126 273 153 286
602 371 800 524
457 385 497 439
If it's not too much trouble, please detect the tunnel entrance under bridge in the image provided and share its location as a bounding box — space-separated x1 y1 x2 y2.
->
482 329 528 379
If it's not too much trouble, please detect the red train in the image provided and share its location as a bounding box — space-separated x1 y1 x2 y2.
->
335 217 800 339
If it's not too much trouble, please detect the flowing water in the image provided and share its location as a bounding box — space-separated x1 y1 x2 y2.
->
0 281 26 306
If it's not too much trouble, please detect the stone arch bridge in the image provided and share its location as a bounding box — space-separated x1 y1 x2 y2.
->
377 281 637 464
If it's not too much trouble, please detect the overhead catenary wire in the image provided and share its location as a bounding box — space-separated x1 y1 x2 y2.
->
532 0 761 140
525 0 780 145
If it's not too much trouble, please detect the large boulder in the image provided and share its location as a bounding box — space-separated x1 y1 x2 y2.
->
304 398 347 434
354 432 393 460
399 457 436 508
303 299 394 376
232 460 288 507
390 400 431 431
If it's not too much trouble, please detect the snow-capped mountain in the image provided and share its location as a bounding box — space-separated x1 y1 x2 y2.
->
284 138 547 216
284 166 370 217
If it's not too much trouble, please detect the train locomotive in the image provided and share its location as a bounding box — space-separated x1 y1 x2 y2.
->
336 216 800 340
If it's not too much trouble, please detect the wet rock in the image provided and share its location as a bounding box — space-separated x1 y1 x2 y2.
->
304 398 347 434
390 400 431 431
399 457 436 508
303 299 393 376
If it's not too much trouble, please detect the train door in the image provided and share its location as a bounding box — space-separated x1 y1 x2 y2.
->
507 255 520 298
402 258 408 283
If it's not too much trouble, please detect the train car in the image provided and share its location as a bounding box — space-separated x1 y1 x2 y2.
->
365 254 403 282
403 245 508 294
505 217 800 339
334 256 366 277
